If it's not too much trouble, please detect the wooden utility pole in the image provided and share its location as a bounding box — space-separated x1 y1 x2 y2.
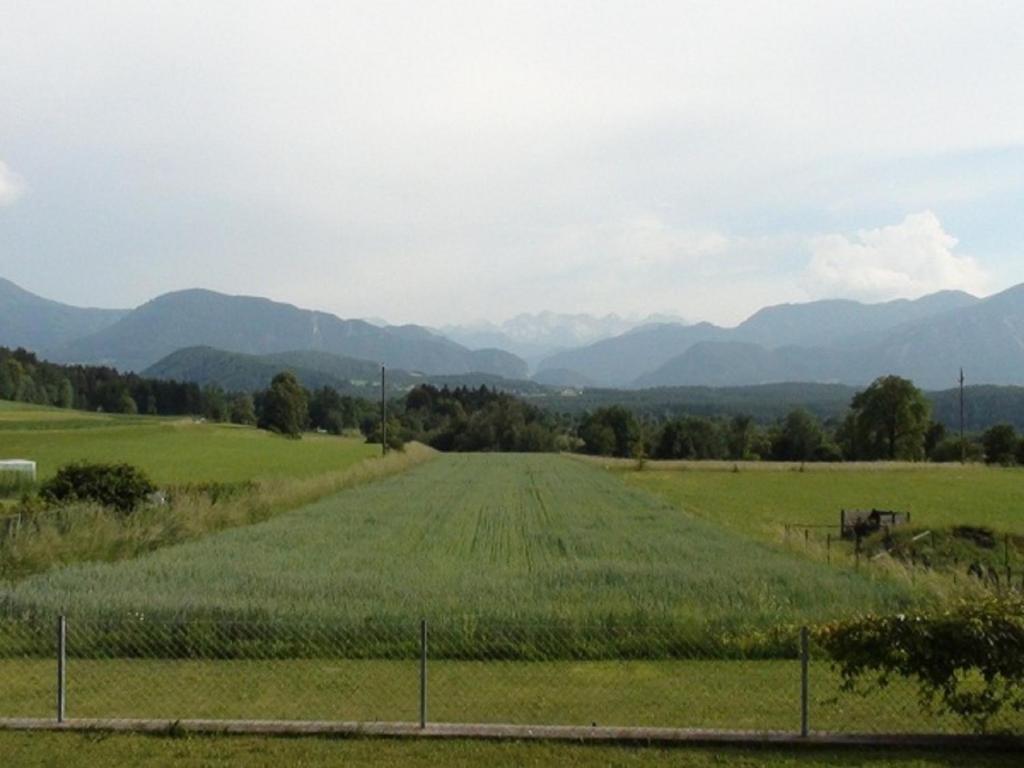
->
381 364 387 456
959 367 966 465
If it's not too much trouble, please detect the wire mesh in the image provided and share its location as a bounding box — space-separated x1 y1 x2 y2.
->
806 634 1024 735
0 615 1021 735
0 615 53 718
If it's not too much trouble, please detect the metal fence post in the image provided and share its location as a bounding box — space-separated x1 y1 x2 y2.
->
56 615 67 723
799 626 809 737
419 619 428 728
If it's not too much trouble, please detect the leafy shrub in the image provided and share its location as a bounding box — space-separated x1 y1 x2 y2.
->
39 462 157 515
815 596 1024 732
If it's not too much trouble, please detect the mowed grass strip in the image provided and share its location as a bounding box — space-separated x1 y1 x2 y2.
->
2 455 920 632
0 402 378 484
3 655 1009 734
617 461 1024 541
3 733 1021 768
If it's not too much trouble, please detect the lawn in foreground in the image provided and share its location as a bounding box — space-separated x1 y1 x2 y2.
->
4 654 1014 734
1 455 921 631
0 402 377 484
0 732 1020 768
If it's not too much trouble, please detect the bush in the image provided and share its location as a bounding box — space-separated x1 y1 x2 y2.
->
930 437 983 463
39 462 157 515
815 596 1024 732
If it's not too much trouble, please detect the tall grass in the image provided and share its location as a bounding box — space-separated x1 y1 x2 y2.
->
1 455 931 657
0 471 36 499
0 443 436 580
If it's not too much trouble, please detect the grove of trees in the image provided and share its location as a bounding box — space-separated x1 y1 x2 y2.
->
5 346 1022 463
575 376 995 464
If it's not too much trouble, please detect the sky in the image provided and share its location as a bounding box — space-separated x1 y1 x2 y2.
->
1 1 1023 327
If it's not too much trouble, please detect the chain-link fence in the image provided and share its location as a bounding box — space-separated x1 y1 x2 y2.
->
1 614 1021 735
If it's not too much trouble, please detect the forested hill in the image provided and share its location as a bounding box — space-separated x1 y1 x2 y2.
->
47 289 528 377
143 346 550 397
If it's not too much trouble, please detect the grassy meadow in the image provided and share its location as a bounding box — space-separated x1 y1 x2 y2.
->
601 458 1024 555
0 401 435 579
1 454 926 645
0 400 378 485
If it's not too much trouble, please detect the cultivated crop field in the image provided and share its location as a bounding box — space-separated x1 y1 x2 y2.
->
0 401 377 484
2 454 922 638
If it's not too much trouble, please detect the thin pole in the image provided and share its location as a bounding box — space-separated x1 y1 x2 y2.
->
419 619 428 729
826 534 831 566
959 368 966 465
56 615 66 723
381 365 387 457
800 626 809 737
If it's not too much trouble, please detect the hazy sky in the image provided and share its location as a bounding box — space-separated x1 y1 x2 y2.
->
2 1 1023 326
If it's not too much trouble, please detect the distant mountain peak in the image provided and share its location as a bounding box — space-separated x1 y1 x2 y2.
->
0 277 128 352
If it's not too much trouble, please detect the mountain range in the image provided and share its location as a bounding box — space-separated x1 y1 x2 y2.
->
0 284 527 379
3 277 1024 391
0 278 129 352
439 311 686 366
537 288 1024 390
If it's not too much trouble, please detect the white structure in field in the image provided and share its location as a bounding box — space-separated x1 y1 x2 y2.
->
0 459 36 481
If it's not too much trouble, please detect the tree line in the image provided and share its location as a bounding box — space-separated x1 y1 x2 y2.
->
577 375 1023 465
0 347 377 437
5 346 1023 463
1 346 207 415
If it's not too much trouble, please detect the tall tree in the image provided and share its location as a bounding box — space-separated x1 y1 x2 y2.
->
847 375 931 460
579 406 639 457
229 393 257 425
981 424 1018 465
258 371 309 438
770 409 825 461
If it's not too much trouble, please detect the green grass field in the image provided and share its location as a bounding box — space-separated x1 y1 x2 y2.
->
0 401 377 485
614 460 1024 544
3 418 1024 748
2 732 1019 768
4 653 1013 733
1 454 922 640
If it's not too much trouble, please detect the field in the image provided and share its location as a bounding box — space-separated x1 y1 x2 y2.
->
0 454 923 636
610 460 1024 543
3 409 1024 749
0 401 378 485
3 732 1019 768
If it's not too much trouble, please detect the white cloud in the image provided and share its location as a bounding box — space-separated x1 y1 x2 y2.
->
0 162 24 206
804 212 990 302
